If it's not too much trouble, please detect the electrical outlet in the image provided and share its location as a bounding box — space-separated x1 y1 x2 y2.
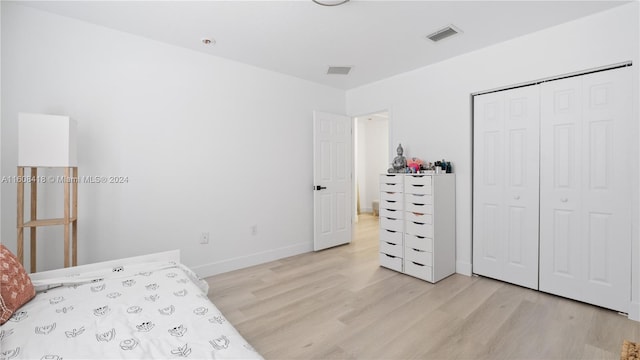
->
200 232 210 244
251 225 257 236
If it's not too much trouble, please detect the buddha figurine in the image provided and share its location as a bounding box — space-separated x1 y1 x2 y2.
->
388 143 408 173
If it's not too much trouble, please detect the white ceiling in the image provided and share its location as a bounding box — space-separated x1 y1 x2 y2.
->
20 0 630 90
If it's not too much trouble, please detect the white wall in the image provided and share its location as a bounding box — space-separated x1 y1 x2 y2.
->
347 3 639 317
1 3 346 275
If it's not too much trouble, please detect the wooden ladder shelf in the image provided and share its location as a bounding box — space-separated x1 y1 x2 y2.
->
17 166 78 273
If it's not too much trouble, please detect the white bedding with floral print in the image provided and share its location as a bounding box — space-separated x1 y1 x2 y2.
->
0 260 262 360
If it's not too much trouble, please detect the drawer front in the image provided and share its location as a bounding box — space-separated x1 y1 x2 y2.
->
405 212 433 225
406 202 434 214
405 175 432 186
405 220 434 238
380 174 404 185
380 217 403 232
404 234 433 252
404 260 433 282
380 241 403 258
380 253 403 272
380 191 403 202
380 199 403 211
380 182 403 192
380 208 403 219
404 247 433 267
405 181 433 195
380 228 403 245
405 193 433 206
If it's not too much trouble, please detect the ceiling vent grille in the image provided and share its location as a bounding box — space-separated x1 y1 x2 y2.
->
426 25 461 42
327 66 352 75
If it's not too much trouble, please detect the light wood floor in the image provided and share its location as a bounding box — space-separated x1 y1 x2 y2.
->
206 214 639 359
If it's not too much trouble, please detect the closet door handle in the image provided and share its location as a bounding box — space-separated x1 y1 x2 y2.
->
315 185 327 191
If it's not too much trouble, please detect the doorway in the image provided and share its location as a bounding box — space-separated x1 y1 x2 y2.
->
353 111 389 222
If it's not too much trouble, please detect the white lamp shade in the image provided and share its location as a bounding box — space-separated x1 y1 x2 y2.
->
18 113 77 167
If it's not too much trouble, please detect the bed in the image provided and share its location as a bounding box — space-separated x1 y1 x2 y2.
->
0 249 262 360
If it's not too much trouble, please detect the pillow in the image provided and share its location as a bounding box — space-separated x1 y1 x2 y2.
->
0 244 36 325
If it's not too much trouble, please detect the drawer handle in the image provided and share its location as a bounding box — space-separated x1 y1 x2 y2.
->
412 221 425 225
385 183 395 185
386 242 396 246
415 235 425 239
412 212 424 216
411 184 425 187
385 230 397 233
412 248 425 252
385 254 396 259
412 203 424 206
387 209 397 212
386 200 396 203
412 262 425 267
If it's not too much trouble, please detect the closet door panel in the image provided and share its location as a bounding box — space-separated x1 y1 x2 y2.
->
473 92 505 279
540 77 582 298
540 76 583 298
540 67 631 312
473 86 539 289
502 88 540 289
581 68 631 312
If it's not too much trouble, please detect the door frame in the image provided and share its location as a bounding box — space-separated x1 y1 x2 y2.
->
351 109 391 223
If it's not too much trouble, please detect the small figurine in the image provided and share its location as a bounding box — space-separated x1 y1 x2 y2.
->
388 143 408 173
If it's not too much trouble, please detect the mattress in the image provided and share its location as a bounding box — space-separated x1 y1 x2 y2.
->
0 260 262 360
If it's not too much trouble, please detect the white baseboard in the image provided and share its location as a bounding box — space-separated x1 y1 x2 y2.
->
192 242 313 278
456 260 472 276
629 301 640 322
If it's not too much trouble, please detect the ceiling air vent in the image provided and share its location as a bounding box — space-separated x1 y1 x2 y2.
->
426 25 461 42
327 66 352 75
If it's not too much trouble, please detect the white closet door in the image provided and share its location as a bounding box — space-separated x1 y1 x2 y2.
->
540 67 632 312
473 85 540 289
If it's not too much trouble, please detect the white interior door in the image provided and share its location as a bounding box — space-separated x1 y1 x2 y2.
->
313 111 353 251
539 67 632 312
473 85 540 290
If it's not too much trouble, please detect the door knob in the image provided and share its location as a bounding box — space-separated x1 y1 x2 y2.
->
315 185 327 191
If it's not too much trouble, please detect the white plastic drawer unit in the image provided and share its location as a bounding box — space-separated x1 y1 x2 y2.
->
380 228 403 245
379 173 455 284
405 220 434 238
404 260 433 282
380 216 403 232
405 234 433 253
380 241 403 258
380 208 403 219
379 253 403 272
404 175 433 195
